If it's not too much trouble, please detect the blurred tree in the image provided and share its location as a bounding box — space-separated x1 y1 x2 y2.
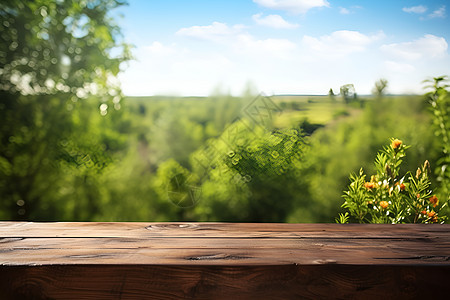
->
191 119 309 222
340 84 356 104
0 0 131 96
372 78 388 98
0 0 131 220
150 112 204 168
328 88 335 101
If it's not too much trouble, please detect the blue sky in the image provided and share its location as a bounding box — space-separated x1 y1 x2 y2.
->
116 0 450 96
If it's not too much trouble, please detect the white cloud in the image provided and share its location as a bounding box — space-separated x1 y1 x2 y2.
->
339 6 362 15
144 42 176 55
381 34 448 60
383 61 415 73
403 5 446 19
302 30 384 58
402 5 427 14
235 34 296 58
176 21 296 58
429 5 446 18
252 13 299 29
120 43 236 96
253 0 329 14
171 55 233 74
176 22 241 42
339 7 350 14
120 21 299 96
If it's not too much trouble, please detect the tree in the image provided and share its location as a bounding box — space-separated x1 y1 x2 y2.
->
191 119 309 222
372 78 388 98
0 0 131 96
328 88 335 100
340 84 356 104
0 0 131 220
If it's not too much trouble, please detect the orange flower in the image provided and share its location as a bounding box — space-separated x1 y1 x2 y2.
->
399 183 406 191
427 211 438 223
429 195 439 208
380 201 389 209
391 139 402 149
365 182 375 190
421 210 427 215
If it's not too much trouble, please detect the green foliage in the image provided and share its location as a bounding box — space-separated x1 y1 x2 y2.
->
304 93 441 222
0 92 120 220
423 76 450 202
339 139 447 224
0 0 130 220
189 119 308 222
0 0 131 96
335 212 349 224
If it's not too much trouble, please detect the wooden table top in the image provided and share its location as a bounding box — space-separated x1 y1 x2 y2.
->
1 222 450 299
1 222 449 266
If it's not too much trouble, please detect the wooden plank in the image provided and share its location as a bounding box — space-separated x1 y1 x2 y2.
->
0 222 449 266
1 244 450 266
1 237 450 266
1 265 450 299
1 222 449 238
3 236 450 250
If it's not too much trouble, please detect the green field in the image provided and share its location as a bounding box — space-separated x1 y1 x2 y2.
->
272 95 354 127
126 94 356 127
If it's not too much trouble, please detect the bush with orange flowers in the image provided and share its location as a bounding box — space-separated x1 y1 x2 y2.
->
337 138 448 224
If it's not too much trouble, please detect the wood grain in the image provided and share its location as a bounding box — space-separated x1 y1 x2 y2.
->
1 222 449 238
2 264 450 300
1 222 450 299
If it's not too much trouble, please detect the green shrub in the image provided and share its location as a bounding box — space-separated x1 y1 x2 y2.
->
338 138 447 224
